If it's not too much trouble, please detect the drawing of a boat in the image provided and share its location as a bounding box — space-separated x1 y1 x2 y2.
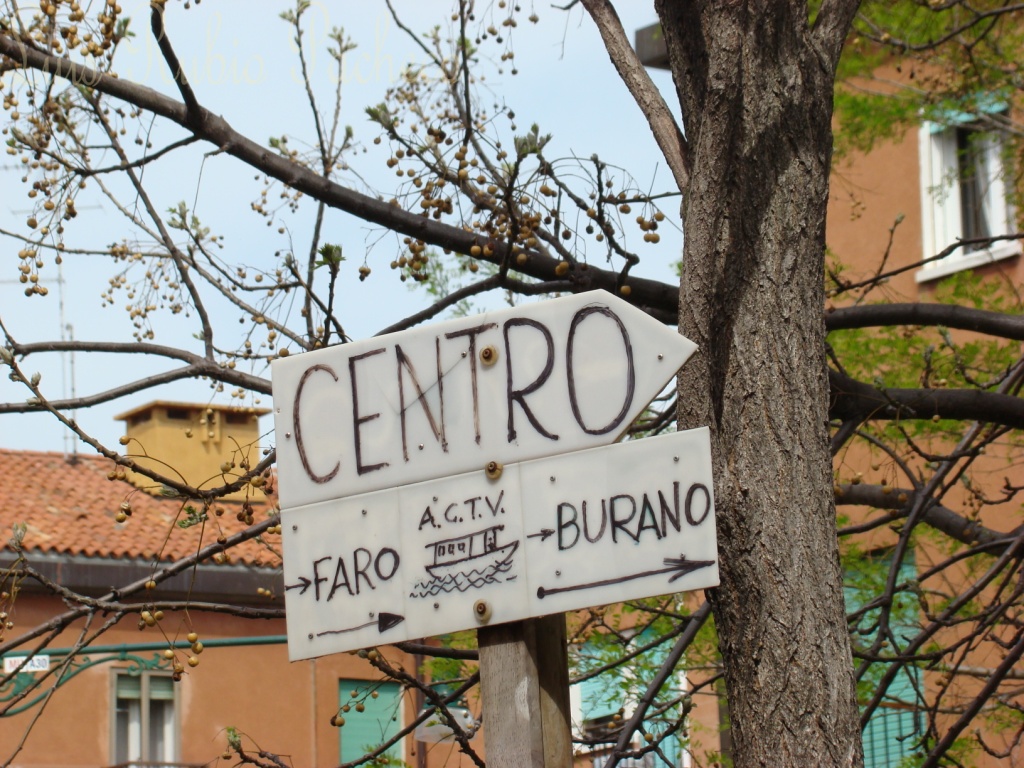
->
424 524 519 579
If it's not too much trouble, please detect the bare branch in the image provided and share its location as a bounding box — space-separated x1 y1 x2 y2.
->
835 483 1015 552
579 0 688 191
77 136 200 177
150 3 201 121
0 32 681 316
0 338 272 415
829 368 1024 430
606 602 710 768
827 302 1024 340
832 234 1024 295
920 627 1024 768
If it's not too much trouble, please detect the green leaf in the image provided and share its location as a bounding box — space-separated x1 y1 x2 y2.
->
177 505 209 530
315 243 344 268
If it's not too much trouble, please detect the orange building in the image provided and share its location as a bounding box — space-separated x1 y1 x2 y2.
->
826 90 1023 768
827 80 1023 295
0 402 480 768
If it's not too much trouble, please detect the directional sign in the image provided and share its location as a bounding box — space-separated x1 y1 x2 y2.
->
281 428 717 660
271 291 696 510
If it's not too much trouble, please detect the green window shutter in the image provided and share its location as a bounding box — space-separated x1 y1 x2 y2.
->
115 673 173 700
339 680 403 764
928 93 1008 131
580 671 619 721
576 630 685 767
115 674 142 699
863 706 919 768
634 627 683 768
845 550 922 768
149 675 174 700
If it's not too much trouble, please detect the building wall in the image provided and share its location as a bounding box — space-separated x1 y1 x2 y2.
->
0 593 481 768
828 108 1022 293
829 128 927 297
116 402 267 502
827 106 1023 768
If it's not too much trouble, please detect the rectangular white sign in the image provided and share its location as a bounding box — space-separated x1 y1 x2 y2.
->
271 291 696 509
281 428 717 660
3 655 49 674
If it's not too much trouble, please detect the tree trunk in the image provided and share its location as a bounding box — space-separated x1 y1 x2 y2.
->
656 3 863 766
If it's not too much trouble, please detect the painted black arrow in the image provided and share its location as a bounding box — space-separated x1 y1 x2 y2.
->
316 613 405 638
536 556 716 599
285 576 311 595
527 528 555 541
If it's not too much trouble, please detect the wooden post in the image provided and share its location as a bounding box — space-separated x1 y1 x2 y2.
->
478 614 572 768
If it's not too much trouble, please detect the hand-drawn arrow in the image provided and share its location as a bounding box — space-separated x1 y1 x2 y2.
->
285 576 311 595
527 528 555 541
536 556 716 599
316 613 405 638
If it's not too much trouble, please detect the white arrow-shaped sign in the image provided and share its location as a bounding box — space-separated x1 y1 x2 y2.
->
281 428 717 660
272 290 696 509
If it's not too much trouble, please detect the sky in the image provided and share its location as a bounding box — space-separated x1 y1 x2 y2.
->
0 0 683 454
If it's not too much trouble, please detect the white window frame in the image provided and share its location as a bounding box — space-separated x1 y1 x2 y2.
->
917 118 1019 283
110 670 179 767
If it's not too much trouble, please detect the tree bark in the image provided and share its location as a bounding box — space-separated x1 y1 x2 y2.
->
657 2 863 766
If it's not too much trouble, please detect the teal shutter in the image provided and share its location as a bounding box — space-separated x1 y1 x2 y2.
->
576 629 684 767
115 674 141 699
580 669 620 721
339 680 404 764
149 675 174 700
115 672 173 699
634 627 683 767
928 93 1008 131
862 646 920 768
845 550 922 768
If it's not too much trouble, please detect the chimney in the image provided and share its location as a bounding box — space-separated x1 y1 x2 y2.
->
115 401 270 500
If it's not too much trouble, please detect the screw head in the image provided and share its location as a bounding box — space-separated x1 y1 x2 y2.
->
473 599 492 624
480 345 499 366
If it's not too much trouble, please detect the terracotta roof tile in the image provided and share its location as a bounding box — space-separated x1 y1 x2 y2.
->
0 449 280 568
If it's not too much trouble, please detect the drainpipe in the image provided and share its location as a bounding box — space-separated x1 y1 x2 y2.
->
310 658 319 767
415 651 427 768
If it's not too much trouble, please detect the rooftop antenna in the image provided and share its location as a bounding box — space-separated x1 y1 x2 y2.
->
57 260 78 461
